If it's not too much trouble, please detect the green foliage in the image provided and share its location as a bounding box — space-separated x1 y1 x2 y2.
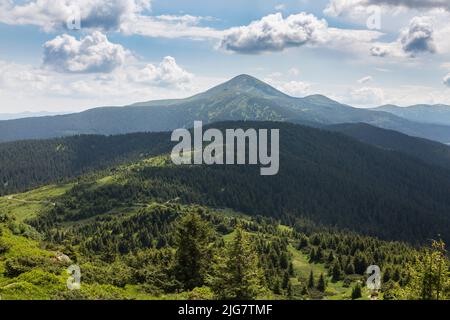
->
351 283 363 300
174 212 215 290
397 240 450 300
209 226 266 300
317 273 326 292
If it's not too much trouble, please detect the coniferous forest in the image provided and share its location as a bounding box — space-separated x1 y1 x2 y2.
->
0 121 449 300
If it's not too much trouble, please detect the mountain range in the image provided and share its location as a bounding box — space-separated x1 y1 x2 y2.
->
372 104 450 127
2 74 450 144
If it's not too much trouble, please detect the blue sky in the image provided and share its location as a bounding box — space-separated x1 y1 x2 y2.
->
1 0 450 113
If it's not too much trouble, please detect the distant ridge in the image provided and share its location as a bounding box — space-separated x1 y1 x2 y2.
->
2 74 450 143
372 104 450 126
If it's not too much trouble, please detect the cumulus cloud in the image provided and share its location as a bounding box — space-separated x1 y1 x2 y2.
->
0 0 219 39
369 16 436 57
400 16 436 55
219 13 328 54
219 12 382 54
43 31 129 73
0 0 151 31
131 56 193 88
324 0 368 17
0 55 198 112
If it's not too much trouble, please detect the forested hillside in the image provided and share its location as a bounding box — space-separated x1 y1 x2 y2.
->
0 132 172 196
1 157 448 300
2 122 450 244
326 123 450 170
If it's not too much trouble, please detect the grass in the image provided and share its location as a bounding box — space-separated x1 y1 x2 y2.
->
288 245 368 300
0 183 72 221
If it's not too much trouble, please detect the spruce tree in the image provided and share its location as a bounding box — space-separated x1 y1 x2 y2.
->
331 262 342 282
308 270 315 288
210 226 265 299
317 273 326 292
174 213 214 290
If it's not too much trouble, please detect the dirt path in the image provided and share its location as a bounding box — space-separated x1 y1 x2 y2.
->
6 195 56 206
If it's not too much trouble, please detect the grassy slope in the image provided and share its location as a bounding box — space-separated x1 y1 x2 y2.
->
0 154 373 300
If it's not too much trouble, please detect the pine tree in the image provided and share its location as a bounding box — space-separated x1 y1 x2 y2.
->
174 213 214 290
210 226 265 299
345 262 355 275
317 273 326 292
308 270 315 288
331 262 342 282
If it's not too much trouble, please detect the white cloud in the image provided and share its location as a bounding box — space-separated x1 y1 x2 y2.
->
0 54 198 113
131 56 193 88
349 86 385 105
219 13 329 54
43 31 130 73
219 12 382 54
324 0 450 17
0 0 151 31
0 0 220 39
358 76 373 84
120 14 222 39
400 16 436 55
370 16 437 58
324 0 368 17
279 80 312 97
264 77 312 97
443 73 450 87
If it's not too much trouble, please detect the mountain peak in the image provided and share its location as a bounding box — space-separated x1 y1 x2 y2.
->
202 74 289 98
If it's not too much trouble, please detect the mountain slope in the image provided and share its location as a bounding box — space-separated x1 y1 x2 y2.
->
2 75 450 143
15 121 450 244
326 123 450 170
0 132 172 196
373 104 450 126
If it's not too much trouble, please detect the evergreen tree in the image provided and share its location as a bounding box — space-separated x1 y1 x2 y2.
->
345 262 355 275
398 240 449 300
331 262 342 282
174 213 214 290
317 273 326 292
308 270 315 288
210 226 265 299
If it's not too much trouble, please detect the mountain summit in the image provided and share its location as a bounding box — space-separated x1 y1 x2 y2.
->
2 75 450 143
201 74 289 99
